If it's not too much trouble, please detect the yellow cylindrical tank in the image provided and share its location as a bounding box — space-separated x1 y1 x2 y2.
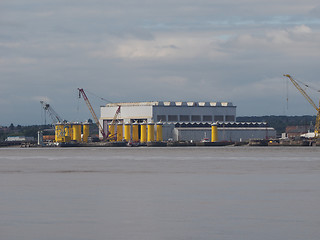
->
64 124 71 137
72 123 82 142
124 123 131 142
156 122 163 142
132 122 139 142
211 123 218 142
55 123 64 142
55 124 59 142
140 122 147 143
83 123 90 143
108 124 115 141
64 123 72 143
117 124 123 141
147 122 155 142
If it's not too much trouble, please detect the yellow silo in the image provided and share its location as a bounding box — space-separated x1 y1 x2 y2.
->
156 122 163 142
72 123 82 142
108 124 115 141
117 123 123 141
55 123 65 143
132 122 139 142
140 122 147 143
64 123 72 143
211 123 218 142
124 123 131 142
83 123 90 143
147 122 155 142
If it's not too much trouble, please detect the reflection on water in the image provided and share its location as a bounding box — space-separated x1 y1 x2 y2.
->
1 147 320 240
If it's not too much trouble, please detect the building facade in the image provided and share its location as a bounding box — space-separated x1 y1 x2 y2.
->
100 101 236 124
99 101 276 141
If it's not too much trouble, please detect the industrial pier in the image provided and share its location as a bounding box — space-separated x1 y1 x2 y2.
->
34 75 320 147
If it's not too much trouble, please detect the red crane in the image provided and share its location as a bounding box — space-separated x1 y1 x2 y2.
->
78 88 107 139
78 88 121 140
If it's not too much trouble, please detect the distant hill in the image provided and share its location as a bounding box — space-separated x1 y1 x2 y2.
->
237 115 316 134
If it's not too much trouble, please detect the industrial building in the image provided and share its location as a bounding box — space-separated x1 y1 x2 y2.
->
100 101 236 124
99 101 276 142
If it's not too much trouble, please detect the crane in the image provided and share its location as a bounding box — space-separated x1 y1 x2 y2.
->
283 74 320 138
78 88 121 141
107 105 121 140
78 88 107 139
40 101 64 124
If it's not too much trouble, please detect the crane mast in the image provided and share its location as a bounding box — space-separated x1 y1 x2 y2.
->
283 74 320 137
78 88 107 139
107 105 121 140
40 101 64 124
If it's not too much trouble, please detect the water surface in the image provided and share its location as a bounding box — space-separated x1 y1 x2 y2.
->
1 147 320 240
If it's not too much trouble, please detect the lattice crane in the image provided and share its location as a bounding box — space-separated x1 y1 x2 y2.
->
283 74 320 138
40 101 64 124
78 88 121 140
78 88 108 139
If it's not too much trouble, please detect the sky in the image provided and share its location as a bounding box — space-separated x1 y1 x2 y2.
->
1 0 320 126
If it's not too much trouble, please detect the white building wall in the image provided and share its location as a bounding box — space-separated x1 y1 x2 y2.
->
101 101 236 122
173 127 276 142
100 105 153 121
153 104 236 122
100 101 237 139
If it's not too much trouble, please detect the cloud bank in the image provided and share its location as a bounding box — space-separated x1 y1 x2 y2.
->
1 0 320 125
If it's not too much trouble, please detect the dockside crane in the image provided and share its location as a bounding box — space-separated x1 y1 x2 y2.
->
107 105 121 140
40 101 65 124
40 101 66 142
78 88 108 140
283 74 320 138
78 88 121 141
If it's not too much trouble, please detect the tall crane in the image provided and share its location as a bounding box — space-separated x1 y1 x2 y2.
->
283 74 320 138
107 105 121 140
78 88 121 140
78 88 107 139
40 101 64 124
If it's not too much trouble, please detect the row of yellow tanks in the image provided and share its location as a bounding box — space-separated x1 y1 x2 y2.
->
55 122 218 143
55 122 89 143
108 122 163 142
107 122 218 142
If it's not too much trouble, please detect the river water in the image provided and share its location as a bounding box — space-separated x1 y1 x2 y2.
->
0 147 320 240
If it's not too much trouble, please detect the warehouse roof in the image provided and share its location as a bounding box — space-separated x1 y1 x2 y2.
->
105 101 234 107
162 122 270 128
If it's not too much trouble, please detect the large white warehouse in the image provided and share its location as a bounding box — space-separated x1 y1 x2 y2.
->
100 101 236 124
99 101 276 142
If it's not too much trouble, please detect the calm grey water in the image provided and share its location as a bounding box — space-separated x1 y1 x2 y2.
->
0 147 320 240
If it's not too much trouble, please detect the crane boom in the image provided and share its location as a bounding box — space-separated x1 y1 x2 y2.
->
40 101 64 123
110 106 121 126
78 88 107 139
283 74 320 137
106 105 121 140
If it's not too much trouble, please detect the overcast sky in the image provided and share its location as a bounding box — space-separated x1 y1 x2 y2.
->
1 0 320 125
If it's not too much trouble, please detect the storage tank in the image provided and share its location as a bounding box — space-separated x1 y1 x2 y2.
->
64 123 72 143
211 123 218 142
124 123 131 142
72 123 82 142
156 122 163 142
38 131 43 146
132 122 139 142
117 123 123 141
83 123 90 143
55 123 64 143
147 122 155 142
140 122 147 143
64 123 72 137
108 124 115 141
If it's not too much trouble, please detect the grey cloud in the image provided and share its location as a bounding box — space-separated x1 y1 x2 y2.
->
1 0 320 125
